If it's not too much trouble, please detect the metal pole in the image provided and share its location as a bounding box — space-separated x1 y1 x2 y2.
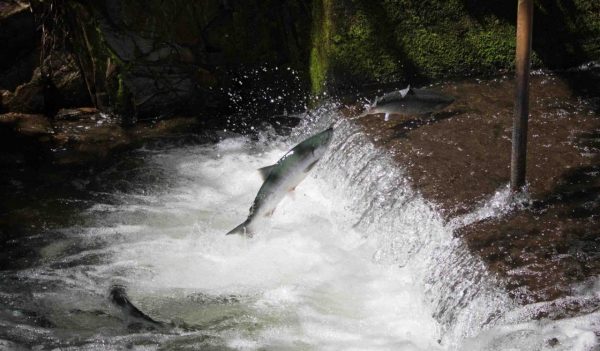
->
511 0 534 191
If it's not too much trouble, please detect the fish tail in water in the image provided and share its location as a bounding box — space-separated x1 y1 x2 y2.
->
226 219 253 237
109 285 163 326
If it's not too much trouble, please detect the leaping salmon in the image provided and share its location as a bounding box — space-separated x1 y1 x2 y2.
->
362 85 455 121
227 127 334 237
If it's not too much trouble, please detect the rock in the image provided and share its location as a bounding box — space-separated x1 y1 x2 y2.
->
60 0 312 118
0 0 28 18
0 112 51 137
14 114 52 136
1 109 206 166
54 107 100 121
0 111 21 125
0 109 130 165
43 54 90 108
0 89 13 112
50 108 130 164
7 81 45 114
0 0 38 90
128 116 201 140
7 53 90 114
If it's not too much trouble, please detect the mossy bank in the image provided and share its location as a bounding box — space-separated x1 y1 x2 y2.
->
18 0 600 117
309 0 600 94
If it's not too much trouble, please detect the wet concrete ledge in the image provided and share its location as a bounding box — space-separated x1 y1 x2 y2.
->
343 72 600 308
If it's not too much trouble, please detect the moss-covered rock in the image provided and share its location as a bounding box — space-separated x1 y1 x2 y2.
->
310 0 599 94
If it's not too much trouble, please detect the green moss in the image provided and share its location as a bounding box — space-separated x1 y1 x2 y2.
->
310 0 598 91
400 23 518 77
331 10 398 80
309 0 333 94
400 29 458 77
467 29 515 69
310 47 326 94
310 0 472 90
115 75 132 115
310 0 412 93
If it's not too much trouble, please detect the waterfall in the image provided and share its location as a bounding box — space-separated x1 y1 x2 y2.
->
0 104 597 350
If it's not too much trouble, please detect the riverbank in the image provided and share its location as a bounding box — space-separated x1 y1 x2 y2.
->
345 67 599 308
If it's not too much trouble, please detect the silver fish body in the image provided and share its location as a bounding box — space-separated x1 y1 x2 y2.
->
367 85 454 121
227 127 334 236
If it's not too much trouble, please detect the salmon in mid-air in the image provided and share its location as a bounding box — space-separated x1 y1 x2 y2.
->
227 127 334 237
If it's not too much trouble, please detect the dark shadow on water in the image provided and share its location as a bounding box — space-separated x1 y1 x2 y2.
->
387 110 465 139
531 165 600 218
529 130 600 219
524 128 600 278
558 69 600 114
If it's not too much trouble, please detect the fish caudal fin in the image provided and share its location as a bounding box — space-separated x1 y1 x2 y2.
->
226 220 253 237
109 285 163 326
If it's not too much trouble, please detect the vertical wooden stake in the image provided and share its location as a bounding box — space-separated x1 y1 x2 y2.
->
511 0 534 191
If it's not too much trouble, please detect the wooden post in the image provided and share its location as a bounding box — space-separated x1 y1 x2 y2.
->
511 0 534 191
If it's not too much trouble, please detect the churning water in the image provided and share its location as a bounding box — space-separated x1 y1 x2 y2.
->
0 106 598 350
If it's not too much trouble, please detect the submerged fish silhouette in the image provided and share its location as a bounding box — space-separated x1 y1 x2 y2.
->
110 285 164 327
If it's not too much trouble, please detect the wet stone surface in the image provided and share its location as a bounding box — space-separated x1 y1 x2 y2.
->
0 108 212 166
348 69 600 306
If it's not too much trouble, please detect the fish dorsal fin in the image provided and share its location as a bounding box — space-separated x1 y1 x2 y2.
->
399 84 411 98
258 164 276 180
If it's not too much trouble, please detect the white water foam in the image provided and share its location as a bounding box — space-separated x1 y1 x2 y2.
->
2 109 598 350
92 121 445 350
